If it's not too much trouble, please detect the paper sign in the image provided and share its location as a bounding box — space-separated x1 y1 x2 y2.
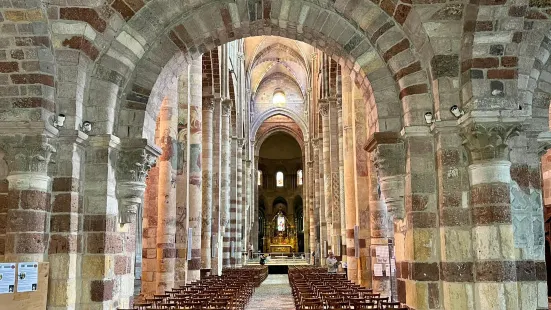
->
373 264 383 277
0 263 16 294
16 263 38 293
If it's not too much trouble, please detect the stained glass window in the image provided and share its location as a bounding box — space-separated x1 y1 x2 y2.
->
277 215 285 231
276 171 284 187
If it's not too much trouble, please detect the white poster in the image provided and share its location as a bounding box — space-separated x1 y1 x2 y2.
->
373 264 383 277
16 263 38 293
376 246 389 263
0 263 16 294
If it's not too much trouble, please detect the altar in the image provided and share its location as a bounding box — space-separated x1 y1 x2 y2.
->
263 209 298 253
270 245 293 253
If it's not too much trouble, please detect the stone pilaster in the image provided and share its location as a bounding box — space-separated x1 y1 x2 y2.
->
201 97 214 273
461 121 541 310
44 133 86 310
343 121 357 282
432 121 470 310
319 100 333 253
220 99 232 267
366 132 404 301
187 57 203 281
337 100 346 264
251 155 259 253
367 156 391 296
116 138 159 304
329 99 341 256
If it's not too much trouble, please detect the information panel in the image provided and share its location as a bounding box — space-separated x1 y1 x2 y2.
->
16 263 38 293
0 263 16 294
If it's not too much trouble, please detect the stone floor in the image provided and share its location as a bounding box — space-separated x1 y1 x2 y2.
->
245 274 295 310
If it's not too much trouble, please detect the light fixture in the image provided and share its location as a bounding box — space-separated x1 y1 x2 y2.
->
424 112 434 124
81 121 92 133
449 105 464 118
53 114 66 128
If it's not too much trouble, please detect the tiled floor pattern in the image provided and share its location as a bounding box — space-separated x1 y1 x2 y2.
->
245 274 295 310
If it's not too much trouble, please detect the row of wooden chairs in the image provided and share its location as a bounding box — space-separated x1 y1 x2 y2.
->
289 266 408 310
118 266 268 310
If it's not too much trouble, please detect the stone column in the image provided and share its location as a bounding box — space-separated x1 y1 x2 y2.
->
251 155 259 252
2 135 55 263
220 99 232 268
308 161 316 264
201 98 214 274
235 139 244 267
316 139 327 265
47 131 87 309
342 92 358 281
461 121 537 310
329 99 341 256
227 137 237 267
156 98 178 292
367 156 391 296
186 56 203 281
366 132 405 302
337 100 346 263
116 139 159 304
319 100 333 253
433 121 471 310
211 98 223 276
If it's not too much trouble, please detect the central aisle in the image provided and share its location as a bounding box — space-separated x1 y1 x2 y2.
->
245 274 295 310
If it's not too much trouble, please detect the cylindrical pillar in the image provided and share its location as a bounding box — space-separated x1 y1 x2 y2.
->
211 98 222 276
156 97 178 292
186 56 203 281
201 98 214 273
235 140 244 267
337 100 346 262
220 99 232 268
319 100 333 253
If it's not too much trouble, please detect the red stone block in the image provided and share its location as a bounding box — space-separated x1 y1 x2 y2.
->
399 83 428 99
20 190 50 211
8 209 47 232
52 193 79 213
52 177 79 192
60 7 107 33
471 183 510 204
394 4 412 25
382 38 410 62
48 234 77 254
62 36 99 61
114 255 128 275
501 56 518 67
10 73 54 87
475 20 494 31
90 279 114 302
111 0 134 21
471 57 499 68
487 68 517 79
14 232 47 254
0 61 18 73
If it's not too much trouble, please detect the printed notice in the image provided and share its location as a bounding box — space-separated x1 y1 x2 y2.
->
16 263 38 293
373 263 383 277
0 263 16 294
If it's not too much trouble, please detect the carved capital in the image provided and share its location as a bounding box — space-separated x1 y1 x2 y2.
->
1 135 56 174
202 97 215 112
318 100 329 117
460 122 521 163
237 138 245 148
307 161 314 168
116 139 160 224
537 131 551 157
221 99 233 116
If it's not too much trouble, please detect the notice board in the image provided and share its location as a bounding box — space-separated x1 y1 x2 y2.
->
0 262 48 310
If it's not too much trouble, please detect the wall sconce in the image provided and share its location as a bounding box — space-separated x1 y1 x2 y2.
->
450 105 464 118
53 114 66 128
424 112 434 124
80 121 92 133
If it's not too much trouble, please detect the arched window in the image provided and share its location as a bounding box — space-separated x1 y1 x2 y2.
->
272 90 286 105
257 170 263 186
276 171 284 187
297 169 303 185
